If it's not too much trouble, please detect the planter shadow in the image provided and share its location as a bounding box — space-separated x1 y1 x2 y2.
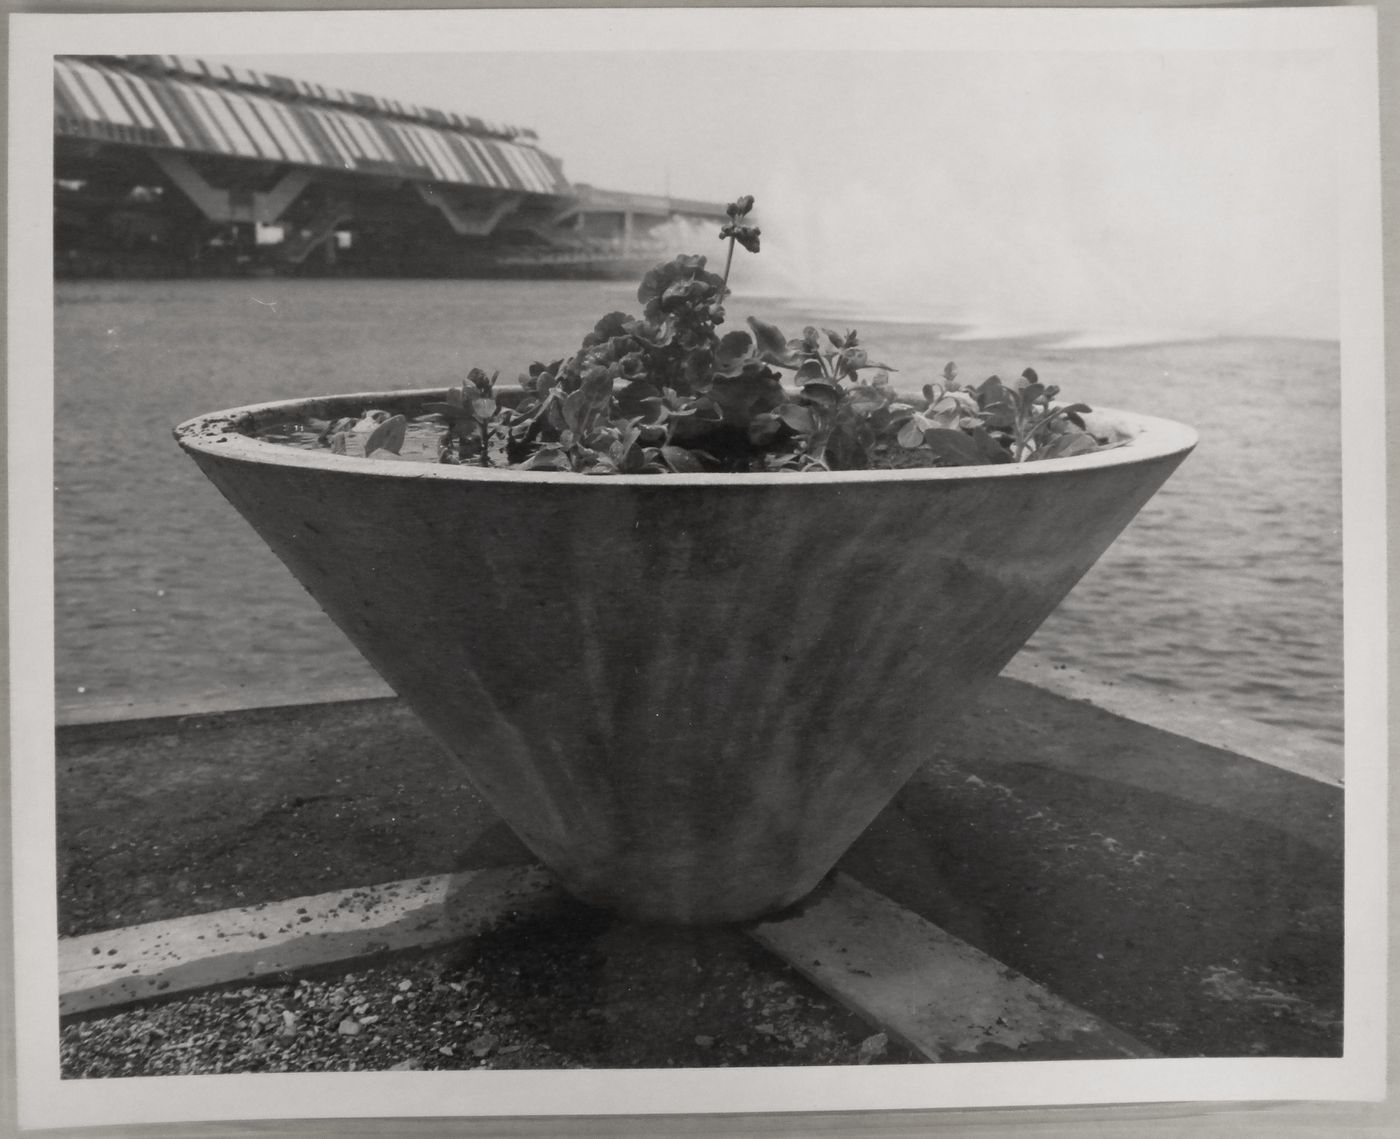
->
176 390 1194 924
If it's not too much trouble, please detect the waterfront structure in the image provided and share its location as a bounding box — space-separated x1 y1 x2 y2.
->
53 55 727 277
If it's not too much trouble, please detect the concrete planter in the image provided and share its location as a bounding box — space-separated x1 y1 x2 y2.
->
176 389 1195 924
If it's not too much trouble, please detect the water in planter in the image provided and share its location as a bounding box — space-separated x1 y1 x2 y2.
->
54 278 1343 761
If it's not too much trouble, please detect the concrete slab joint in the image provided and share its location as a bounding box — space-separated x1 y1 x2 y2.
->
60 864 1155 1067
748 875 1158 1063
59 865 564 1017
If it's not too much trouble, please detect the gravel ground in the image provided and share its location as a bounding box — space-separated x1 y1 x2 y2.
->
62 898 912 1077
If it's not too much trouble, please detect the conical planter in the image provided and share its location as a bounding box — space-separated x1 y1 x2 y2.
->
176 389 1195 924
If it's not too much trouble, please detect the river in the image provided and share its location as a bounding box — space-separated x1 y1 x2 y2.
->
53 278 1343 748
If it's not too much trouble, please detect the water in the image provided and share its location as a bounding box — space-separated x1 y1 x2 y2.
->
54 279 1342 748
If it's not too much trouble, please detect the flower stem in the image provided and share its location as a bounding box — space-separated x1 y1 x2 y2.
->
718 234 737 299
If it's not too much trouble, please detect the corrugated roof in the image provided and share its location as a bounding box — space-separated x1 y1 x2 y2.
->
55 55 565 195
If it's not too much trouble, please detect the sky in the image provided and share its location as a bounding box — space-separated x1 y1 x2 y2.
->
204 49 1340 342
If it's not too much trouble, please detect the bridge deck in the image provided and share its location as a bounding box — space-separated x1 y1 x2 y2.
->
56 55 571 198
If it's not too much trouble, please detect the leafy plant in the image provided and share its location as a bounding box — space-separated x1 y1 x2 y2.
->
327 195 1107 473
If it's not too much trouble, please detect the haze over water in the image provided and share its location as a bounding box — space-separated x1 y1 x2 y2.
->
212 47 1339 349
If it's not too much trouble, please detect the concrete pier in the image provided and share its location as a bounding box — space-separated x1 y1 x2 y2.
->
55 672 1342 1067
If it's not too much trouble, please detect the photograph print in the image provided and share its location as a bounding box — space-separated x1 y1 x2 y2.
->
14 5 1386 1130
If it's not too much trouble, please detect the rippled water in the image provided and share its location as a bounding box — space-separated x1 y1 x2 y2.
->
53 279 1342 748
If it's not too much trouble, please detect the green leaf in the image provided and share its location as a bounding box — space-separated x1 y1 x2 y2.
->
799 381 842 410
617 380 663 420
747 316 793 366
846 385 888 417
660 444 705 473
623 316 675 348
584 312 634 347
826 420 873 470
778 403 818 435
614 439 647 472
562 389 589 433
922 428 987 466
748 412 783 446
1029 431 1099 461
516 444 572 471
421 402 470 421
794 359 826 384
715 329 754 370
365 415 407 457
897 419 925 449
976 377 1016 429
708 372 784 424
545 397 567 433
969 426 1013 464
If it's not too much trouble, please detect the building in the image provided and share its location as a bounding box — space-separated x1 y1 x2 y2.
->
53 55 727 278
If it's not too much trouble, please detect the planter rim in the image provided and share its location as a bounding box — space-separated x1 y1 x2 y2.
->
174 387 1197 487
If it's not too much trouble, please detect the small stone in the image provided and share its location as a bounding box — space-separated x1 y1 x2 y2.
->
389 1058 420 1071
438 1045 454 1056
469 1034 498 1059
338 1019 360 1036
397 980 413 992
755 1023 776 1036
857 1033 888 1064
694 1035 715 1048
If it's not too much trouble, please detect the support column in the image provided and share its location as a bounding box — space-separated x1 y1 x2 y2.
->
151 153 313 226
414 185 521 236
253 169 313 224
150 152 232 223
